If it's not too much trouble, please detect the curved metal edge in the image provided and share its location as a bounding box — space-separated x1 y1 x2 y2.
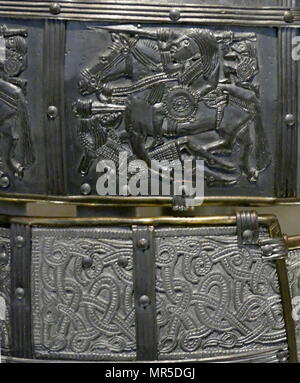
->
1 195 300 209
270 220 299 363
0 347 288 363
6 213 277 227
0 1 298 27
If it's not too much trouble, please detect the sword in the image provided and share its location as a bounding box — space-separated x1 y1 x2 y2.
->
73 100 126 119
89 25 157 39
90 26 256 43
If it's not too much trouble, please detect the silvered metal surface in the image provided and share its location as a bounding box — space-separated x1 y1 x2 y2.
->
287 247 300 358
70 25 275 196
0 1 299 27
0 4 296 208
10 223 32 358
31 227 137 361
132 225 157 361
154 226 288 362
0 227 11 356
23 219 291 362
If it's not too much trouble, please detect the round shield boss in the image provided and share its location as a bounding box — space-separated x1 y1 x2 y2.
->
4 55 22 77
163 86 197 122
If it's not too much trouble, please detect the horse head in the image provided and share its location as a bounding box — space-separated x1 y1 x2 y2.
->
78 32 137 97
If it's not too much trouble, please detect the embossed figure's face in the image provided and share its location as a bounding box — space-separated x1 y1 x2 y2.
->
169 35 199 63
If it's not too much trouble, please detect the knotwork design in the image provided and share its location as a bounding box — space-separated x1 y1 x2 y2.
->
156 232 287 359
32 229 136 360
286 248 300 356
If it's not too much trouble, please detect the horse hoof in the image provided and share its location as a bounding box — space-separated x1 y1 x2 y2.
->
248 169 259 183
147 138 164 151
14 166 24 179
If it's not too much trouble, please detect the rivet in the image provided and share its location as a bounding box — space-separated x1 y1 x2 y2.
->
0 172 9 188
50 2 61 15
137 238 149 250
15 235 25 248
285 114 296 126
117 255 128 268
47 105 58 119
139 295 150 308
262 244 273 256
80 183 92 195
169 8 181 22
15 287 25 301
277 350 289 363
82 256 93 269
283 10 294 23
0 250 8 264
242 229 253 242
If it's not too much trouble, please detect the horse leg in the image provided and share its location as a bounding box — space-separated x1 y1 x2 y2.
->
177 137 236 172
236 117 259 183
124 108 151 165
148 102 164 150
202 138 232 154
8 121 24 178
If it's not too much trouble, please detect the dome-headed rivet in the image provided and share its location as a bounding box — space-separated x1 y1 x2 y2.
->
283 10 294 23
169 8 181 22
139 295 150 308
137 238 149 250
262 244 273 256
50 3 61 15
285 114 296 126
242 229 253 242
0 172 9 188
0 250 8 264
82 256 93 269
15 287 25 301
80 183 92 195
277 350 289 363
15 235 25 248
47 105 58 119
117 255 128 268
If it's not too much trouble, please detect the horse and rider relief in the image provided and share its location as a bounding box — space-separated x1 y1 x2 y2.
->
0 24 34 190
73 25 271 190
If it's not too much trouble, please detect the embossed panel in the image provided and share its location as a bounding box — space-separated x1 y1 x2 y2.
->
287 248 300 357
66 23 277 198
0 3 297 204
7 219 292 362
0 227 11 356
154 227 288 362
31 227 136 361
0 19 46 196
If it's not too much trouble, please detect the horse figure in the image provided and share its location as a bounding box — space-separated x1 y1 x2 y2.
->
75 26 271 186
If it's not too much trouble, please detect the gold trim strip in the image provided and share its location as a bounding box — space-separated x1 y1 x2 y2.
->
269 221 298 363
7 214 277 227
0 213 296 362
1 195 300 207
286 235 300 250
